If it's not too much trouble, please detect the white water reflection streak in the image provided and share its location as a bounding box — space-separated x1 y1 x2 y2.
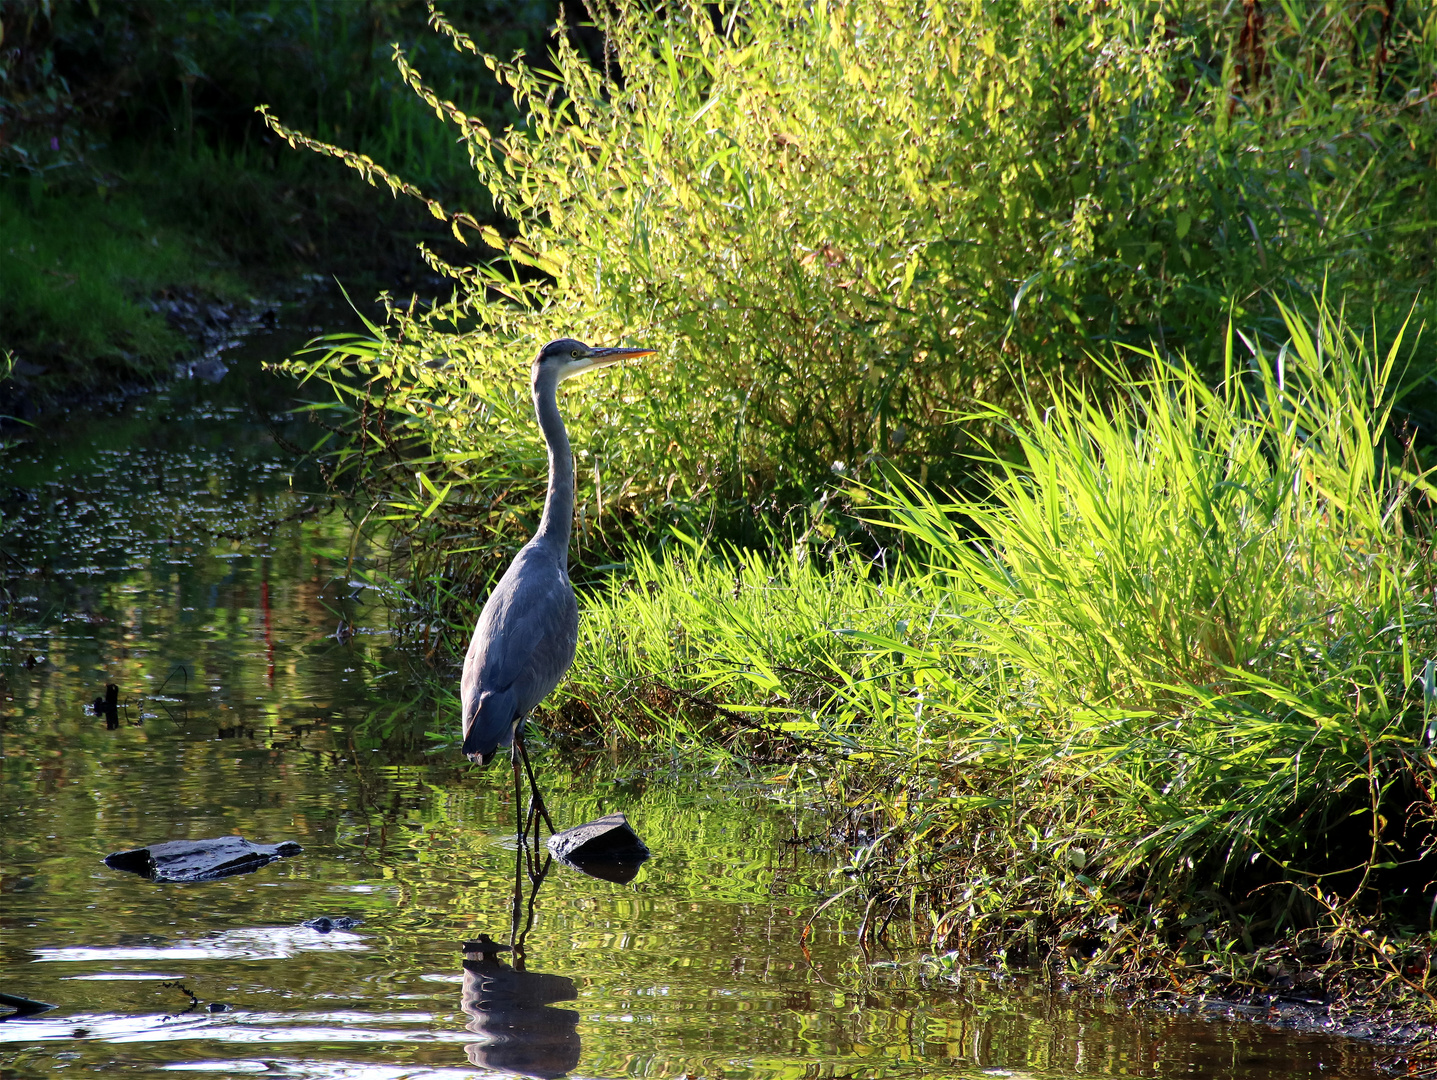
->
0 1010 459 1045
32 926 367 964
160 1064 495 1080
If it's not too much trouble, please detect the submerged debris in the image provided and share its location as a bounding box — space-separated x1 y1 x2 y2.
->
303 916 363 933
89 683 119 728
0 992 57 1018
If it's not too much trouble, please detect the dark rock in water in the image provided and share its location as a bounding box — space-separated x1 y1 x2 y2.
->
547 812 649 861
461 933 511 959
0 992 57 1017
547 813 649 883
91 683 120 729
303 916 363 933
104 836 302 883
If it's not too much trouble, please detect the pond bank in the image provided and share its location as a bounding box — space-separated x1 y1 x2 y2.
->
1 307 1422 1080
454 302 1437 1058
0 165 450 425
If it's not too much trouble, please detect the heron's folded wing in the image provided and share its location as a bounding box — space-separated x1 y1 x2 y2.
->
473 551 579 714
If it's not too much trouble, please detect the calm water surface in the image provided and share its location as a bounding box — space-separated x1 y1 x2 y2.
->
0 306 1392 1078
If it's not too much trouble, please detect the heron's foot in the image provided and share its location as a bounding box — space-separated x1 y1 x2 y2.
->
515 735 557 837
529 791 556 837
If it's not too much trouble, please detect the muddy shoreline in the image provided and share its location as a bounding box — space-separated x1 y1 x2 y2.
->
0 271 417 427
1 286 277 427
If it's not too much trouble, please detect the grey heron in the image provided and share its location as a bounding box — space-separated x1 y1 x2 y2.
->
460 337 654 836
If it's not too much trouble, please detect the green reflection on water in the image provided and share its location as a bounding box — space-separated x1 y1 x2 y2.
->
0 317 1390 1079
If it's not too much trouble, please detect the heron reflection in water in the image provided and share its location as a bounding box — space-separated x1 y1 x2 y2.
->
460 338 654 841
461 839 578 1078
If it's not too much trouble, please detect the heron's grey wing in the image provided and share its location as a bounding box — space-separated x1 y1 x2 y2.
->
460 545 578 755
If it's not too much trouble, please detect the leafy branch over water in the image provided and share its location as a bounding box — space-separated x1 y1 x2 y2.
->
266 0 1437 580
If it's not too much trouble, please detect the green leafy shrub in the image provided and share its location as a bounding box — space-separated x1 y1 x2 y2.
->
272 0 1437 622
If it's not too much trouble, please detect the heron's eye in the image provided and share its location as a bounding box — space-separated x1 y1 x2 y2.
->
570 349 581 358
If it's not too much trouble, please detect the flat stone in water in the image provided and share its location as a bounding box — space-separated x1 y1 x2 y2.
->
0 991 57 1017
103 836 303 882
547 813 649 883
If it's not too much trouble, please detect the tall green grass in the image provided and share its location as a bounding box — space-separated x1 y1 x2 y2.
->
558 302 1436 952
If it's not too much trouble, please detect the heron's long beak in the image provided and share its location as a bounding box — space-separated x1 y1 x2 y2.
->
558 345 654 383
587 345 655 368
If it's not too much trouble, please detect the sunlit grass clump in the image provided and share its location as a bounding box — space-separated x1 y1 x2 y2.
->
565 302 1436 954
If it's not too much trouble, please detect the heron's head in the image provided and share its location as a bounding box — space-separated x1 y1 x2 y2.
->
534 338 654 384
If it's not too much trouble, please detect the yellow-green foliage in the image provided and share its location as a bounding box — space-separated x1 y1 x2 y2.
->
875 302 1437 881
567 303 1436 914
276 0 1436 609
268 1 1437 945
565 532 942 748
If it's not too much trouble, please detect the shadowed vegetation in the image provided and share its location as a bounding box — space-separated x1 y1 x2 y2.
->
0 0 557 395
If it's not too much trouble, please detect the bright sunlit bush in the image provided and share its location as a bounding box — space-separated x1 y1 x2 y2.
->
270 1 1437 963
271 0 1437 603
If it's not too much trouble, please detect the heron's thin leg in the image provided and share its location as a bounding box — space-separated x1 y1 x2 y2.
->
511 743 527 846
517 734 556 836
523 802 543 878
516 854 551 955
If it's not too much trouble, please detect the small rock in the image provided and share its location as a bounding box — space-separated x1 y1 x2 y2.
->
303 916 363 933
104 836 302 883
547 813 649 883
184 355 229 383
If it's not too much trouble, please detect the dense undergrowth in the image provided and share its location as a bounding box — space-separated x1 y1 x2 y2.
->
275 0 1437 612
549 304 1437 982
267 0 1437 1008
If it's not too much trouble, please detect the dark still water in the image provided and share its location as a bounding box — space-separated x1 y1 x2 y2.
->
0 308 1392 1078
